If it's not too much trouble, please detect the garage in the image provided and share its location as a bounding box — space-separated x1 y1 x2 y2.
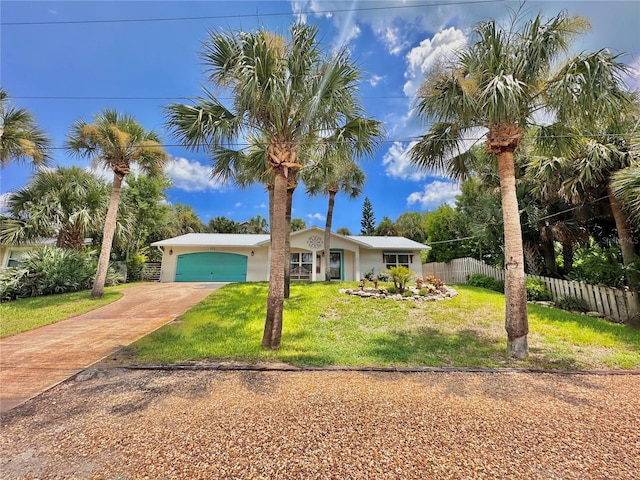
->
175 252 247 282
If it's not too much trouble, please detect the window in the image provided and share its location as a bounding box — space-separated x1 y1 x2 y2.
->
383 252 412 270
290 252 313 280
7 250 26 268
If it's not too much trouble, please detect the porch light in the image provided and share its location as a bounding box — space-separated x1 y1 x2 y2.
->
169 248 173 255
251 251 254 256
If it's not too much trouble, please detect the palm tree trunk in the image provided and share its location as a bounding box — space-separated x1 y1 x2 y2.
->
561 241 574 275
608 184 637 266
284 184 294 298
263 171 287 349
92 173 123 299
540 227 557 276
324 190 336 281
496 151 528 359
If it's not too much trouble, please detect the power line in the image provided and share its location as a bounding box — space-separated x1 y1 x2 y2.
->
12 95 410 101
33 133 636 152
2 0 507 26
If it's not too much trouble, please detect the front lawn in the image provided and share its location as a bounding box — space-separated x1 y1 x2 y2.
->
0 285 131 338
122 282 640 370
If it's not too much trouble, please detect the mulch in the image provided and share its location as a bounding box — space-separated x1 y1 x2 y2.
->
1 367 639 479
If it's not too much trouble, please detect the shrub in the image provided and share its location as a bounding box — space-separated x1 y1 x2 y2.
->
525 277 552 301
386 285 398 294
387 266 414 293
556 296 590 313
418 289 428 296
466 273 504 292
568 243 628 288
376 272 390 282
0 247 122 302
402 290 414 298
126 252 147 282
424 275 444 288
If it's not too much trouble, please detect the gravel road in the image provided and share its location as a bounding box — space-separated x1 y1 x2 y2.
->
1 368 639 479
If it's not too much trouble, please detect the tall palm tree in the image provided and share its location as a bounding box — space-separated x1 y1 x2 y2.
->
0 89 51 167
408 9 631 358
0 166 109 249
166 23 382 349
529 102 639 267
304 156 365 280
612 165 640 228
66 109 168 298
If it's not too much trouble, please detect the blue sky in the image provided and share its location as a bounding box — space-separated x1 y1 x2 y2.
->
2 0 639 234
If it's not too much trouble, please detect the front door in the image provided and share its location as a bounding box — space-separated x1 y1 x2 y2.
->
329 251 342 280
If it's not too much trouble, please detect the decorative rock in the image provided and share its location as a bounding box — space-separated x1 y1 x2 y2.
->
586 311 606 318
342 285 458 302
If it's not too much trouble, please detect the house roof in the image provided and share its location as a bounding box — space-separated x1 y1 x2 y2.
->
151 227 430 250
151 233 270 248
349 235 430 250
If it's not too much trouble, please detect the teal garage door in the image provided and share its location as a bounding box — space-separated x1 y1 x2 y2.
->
175 252 247 282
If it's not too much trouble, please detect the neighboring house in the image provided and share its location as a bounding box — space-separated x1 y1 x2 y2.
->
0 240 57 269
151 226 430 283
0 238 93 269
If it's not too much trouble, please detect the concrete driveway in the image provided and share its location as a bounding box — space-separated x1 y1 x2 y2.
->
0 282 222 413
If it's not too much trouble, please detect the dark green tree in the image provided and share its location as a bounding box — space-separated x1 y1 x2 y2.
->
290 218 307 232
360 197 375 235
375 216 398 236
208 216 242 233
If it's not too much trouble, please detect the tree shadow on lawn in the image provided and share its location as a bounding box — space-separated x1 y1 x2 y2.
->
365 327 508 367
529 304 640 352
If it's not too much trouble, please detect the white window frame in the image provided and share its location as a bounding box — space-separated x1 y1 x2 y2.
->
383 252 413 270
290 252 313 280
7 250 26 268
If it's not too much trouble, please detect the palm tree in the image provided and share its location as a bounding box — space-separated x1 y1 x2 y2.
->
529 102 639 267
166 23 382 349
612 165 640 228
408 9 631 358
0 89 51 167
303 156 365 280
66 109 168 298
243 215 269 234
0 166 108 249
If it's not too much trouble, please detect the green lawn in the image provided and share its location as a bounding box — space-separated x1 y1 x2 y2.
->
122 282 640 370
0 285 134 338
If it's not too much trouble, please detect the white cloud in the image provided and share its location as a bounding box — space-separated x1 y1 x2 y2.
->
165 157 225 192
254 203 267 209
381 26 409 55
382 141 428 181
369 74 384 87
403 27 466 98
307 212 326 222
234 202 243 208
0 193 11 214
626 55 640 91
407 180 461 210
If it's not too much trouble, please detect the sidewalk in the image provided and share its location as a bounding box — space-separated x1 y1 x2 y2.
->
0 282 221 413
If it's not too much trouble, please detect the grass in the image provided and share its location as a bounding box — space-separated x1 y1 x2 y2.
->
123 282 640 370
0 284 141 338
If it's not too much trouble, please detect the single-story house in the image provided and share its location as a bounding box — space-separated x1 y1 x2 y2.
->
0 238 93 269
151 226 430 283
0 239 58 269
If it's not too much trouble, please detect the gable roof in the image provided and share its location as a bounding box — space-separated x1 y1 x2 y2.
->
151 233 270 248
349 235 430 250
151 229 430 250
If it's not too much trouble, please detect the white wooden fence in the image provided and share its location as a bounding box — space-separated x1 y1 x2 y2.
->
423 257 640 324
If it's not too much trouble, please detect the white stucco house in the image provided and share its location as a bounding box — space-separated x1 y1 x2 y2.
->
0 239 58 269
151 226 429 283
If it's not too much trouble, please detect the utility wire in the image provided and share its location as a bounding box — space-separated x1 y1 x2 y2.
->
34 132 636 151
2 0 507 26
12 95 411 101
